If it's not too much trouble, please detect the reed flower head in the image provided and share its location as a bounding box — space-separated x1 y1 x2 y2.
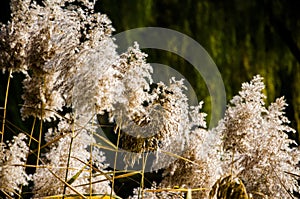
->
1 0 299 198
0 133 31 196
158 116 222 198
219 75 300 198
1 0 119 121
33 116 112 197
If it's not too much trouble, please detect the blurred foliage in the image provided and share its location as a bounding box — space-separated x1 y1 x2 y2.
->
1 0 298 139
96 0 300 142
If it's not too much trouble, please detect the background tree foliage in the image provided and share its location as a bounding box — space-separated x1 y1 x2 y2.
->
1 0 299 140
96 0 300 143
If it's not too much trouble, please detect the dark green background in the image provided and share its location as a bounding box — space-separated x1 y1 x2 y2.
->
1 0 299 140
95 0 300 143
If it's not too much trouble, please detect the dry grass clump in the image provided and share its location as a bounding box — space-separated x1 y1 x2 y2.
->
0 0 299 198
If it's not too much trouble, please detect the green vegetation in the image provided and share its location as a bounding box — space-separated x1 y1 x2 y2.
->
97 0 300 142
